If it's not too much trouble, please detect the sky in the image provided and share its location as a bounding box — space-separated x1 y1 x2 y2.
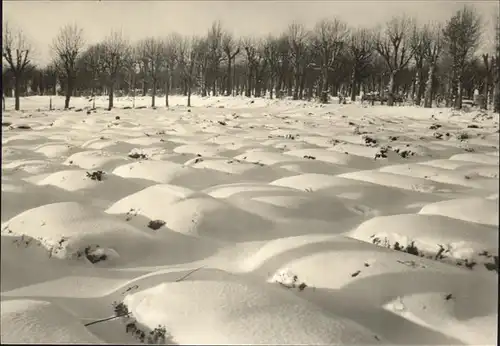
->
3 0 499 66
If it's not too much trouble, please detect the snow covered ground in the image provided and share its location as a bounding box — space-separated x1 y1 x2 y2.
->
1 95 498 345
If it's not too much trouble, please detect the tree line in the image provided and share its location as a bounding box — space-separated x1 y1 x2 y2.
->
2 5 499 113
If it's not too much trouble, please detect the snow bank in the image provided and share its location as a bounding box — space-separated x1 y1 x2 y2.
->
1 299 104 344
2 202 156 264
123 279 385 345
112 160 239 190
347 213 498 267
418 197 498 226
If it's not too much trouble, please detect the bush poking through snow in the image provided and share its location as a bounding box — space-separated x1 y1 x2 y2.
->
270 269 308 291
456 132 469 141
112 301 168 344
147 220 166 230
483 256 499 273
128 152 148 160
86 170 105 181
75 245 108 263
113 301 130 317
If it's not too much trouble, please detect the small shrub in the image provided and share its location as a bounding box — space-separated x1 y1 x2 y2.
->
115 116 121 120
86 170 105 181
456 132 469 141
84 245 107 263
147 220 166 230
147 325 168 344
129 152 148 159
112 301 129 317
405 241 420 256
484 256 499 273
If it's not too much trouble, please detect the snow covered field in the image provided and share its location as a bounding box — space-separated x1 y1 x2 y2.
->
1 95 498 344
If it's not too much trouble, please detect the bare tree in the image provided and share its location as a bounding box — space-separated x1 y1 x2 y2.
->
178 36 201 107
493 13 500 113
287 22 309 100
164 33 179 107
207 21 225 96
80 43 104 108
443 5 482 109
138 37 166 107
312 18 349 103
376 16 415 106
2 21 33 110
101 30 130 110
242 37 259 97
423 23 443 108
222 32 240 96
410 24 430 105
347 28 374 101
52 24 85 109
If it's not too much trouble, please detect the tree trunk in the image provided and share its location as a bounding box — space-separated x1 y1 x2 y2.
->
415 66 423 106
320 67 329 104
299 73 305 100
424 64 435 108
387 71 396 106
165 74 170 107
482 75 489 110
108 82 114 110
226 57 232 96
287 75 293 97
350 68 357 102
14 76 21 111
245 66 252 97
454 72 463 110
64 76 73 109
293 73 300 100
187 81 192 107
269 76 274 100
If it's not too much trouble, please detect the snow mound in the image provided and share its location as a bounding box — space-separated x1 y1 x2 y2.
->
449 153 499 165
3 159 68 176
173 143 224 157
379 163 498 189
35 169 151 208
271 173 351 192
2 202 155 264
65 150 129 170
34 143 78 158
123 279 384 345
347 214 498 267
106 184 198 220
419 197 498 226
1 299 104 344
328 142 383 159
337 170 461 194
203 182 301 199
234 150 301 165
112 161 238 190
284 148 373 168
185 158 292 181
138 195 274 242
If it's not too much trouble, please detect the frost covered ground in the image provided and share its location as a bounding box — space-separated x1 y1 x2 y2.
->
1 95 498 345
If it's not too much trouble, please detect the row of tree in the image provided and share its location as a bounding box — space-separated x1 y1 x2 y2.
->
3 5 500 112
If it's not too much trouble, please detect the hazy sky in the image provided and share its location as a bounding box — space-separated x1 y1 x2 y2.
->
3 0 499 66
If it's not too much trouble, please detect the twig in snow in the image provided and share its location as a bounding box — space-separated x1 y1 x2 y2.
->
84 312 129 327
175 265 206 282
